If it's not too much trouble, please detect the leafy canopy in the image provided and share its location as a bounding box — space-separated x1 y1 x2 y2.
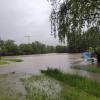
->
49 0 100 42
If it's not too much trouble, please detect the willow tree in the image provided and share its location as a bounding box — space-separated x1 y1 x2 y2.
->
48 0 100 51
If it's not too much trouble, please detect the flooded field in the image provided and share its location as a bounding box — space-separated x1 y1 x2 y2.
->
0 53 100 100
0 53 100 81
0 53 80 73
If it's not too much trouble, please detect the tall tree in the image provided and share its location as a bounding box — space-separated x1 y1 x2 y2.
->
49 0 100 42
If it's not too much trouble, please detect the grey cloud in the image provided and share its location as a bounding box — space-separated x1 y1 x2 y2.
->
0 0 59 45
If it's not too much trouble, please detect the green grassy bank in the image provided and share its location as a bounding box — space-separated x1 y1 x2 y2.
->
72 65 100 73
41 68 100 99
0 58 23 65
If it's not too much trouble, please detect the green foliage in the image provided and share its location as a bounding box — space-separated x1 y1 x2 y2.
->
50 0 100 52
21 74 100 100
31 41 47 54
0 40 19 56
0 40 56 56
19 41 56 54
46 45 56 53
65 27 100 53
96 46 100 52
82 27 100 51
88 47 94 53
19 44 33 54
50 0 100 38
56 45 68 53
0 40 70 56
42 68 100 97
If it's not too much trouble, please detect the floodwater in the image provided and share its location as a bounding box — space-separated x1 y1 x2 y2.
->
0 53 100 81
0 53 80 74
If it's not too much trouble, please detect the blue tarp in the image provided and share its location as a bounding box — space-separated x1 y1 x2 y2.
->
83 52 91 61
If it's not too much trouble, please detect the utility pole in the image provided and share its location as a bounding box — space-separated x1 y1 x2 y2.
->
25 35 32 44
0 36 2 60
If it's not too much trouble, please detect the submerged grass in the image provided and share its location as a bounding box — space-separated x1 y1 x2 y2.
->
4 58 23 62
0 60 8 65
41 68 100 98
0 88 23 100
0 74 8 79
0 73 25 100
72 65 100 73
0 58 23 65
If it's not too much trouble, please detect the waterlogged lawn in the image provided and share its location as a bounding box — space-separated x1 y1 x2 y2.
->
2 58 23 62
0 60 9 65
4 58 23 62
0 68 100 100
0 58 23 65
0 74 8 79
72 65 100 73
41 68 100 100
0 73 25 100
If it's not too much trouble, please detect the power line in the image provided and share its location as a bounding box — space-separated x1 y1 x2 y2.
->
24 35 32 44
0 36 2 60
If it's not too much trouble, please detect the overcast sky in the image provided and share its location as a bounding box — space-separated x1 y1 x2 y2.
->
0 0 60 45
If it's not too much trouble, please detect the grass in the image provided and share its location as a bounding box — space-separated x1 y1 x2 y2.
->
0 68 100 100
0 60 9 65
0 74 8 79
21 75 96 100
21 75 62 100
60 84 99 100
0 73 25 100
4 58 23 62
20 69 100 100
0 88 23 100
41 68 100 98
72 65 100 73
0 58 23 65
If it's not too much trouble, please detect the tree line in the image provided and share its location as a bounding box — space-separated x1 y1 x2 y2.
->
0 40 68 56
67 27 100 53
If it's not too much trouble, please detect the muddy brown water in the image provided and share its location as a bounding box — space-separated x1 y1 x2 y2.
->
0 53 100 81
